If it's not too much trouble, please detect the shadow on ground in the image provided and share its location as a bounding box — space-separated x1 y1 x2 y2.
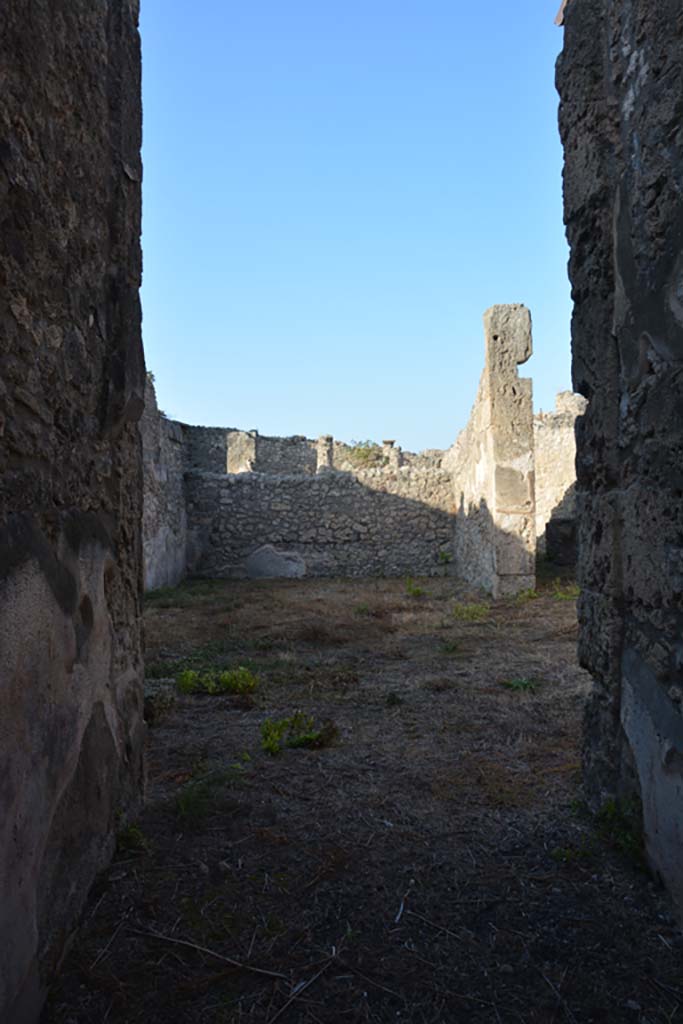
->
44 572 682 1023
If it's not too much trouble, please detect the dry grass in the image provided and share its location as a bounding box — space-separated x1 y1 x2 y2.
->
45 572 683 1024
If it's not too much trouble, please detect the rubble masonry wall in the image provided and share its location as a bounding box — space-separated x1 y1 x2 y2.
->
444 305 536 597
558 0 683 915
184 467 454 579
534 391 587 557
0 3 145 1021
141 379 187 590
141 311 582 594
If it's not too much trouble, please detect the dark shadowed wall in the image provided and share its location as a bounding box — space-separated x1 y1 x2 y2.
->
558 0 683 915
0 2 144 1019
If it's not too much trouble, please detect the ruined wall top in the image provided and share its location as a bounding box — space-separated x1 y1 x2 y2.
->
484 304 533 373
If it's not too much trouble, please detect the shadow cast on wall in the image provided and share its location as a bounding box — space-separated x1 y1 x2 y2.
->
183 470 534 598
542 482 579 567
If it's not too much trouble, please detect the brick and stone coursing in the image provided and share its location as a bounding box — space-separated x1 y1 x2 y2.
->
0 3 144 1021
558 0 683 915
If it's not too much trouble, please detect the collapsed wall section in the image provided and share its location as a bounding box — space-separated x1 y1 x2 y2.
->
444 305 536 597
0 3 144 1020
558 0 683 914
185 468 454 579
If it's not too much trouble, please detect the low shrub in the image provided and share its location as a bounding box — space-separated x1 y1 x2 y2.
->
261 712 338 755
405 577 426 598
453 601 489 622
500 677 537 693
176 666 258 696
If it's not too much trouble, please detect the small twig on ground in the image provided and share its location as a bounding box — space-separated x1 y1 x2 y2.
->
550 966 570 1024
266 956 334 1024
246 923 258 960
448 990 512 1011
339 960 404 1001
131 928 288 980
541 971 578 1024
649 977 683 999
90 909 132 969
405 909 463 942
530 625 577 643
394 881 414 924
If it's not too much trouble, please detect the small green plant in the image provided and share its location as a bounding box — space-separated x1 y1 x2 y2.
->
253 635 277 652
175 769 233 825
550 839 593 864
145 660 177 680
117 822 151 855
452 601 489 622
260 712 337 755
595 798 645 865
552 578 580 601
405 577 426 598
145 579 241 611
439 640 461 656
144 682 177 726
353 602 372 617
345 439 387 468
438 550 453 565
176 666 258 696
515 587 539 604
501 677 538 693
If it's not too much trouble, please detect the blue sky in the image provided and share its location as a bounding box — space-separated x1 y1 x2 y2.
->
140 2 569 452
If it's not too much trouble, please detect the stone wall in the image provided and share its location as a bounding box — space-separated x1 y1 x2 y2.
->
227 430 256 473
444 305 536 597
0 3 144 1021
534 391 587 560
185 467 454 579
185 426 319 475
255 433 317 474
141 378 187 590
140 306 569 593
142 306 589 594
558 0 683 915
184 425 229 473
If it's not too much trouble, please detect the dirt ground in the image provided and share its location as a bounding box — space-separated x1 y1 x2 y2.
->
45 571 683 1024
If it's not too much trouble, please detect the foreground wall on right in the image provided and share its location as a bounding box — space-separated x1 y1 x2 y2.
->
558 0 683 913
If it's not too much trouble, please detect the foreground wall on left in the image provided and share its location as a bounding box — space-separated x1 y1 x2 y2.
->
0 4 145 1021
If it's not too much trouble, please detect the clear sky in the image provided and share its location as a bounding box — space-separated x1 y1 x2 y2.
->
140 1 570 452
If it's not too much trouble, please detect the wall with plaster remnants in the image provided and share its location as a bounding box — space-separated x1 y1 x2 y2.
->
0 3 145 1020
534 391 587 562
558 0 683 916
444 305 536 597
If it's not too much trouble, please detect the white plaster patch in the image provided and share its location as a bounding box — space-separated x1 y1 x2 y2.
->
621 673 683 916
